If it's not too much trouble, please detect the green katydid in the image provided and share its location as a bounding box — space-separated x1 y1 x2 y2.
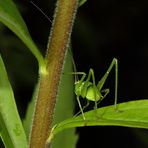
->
71 58 118 121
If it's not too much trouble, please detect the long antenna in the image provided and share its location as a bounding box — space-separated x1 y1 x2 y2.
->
30 1 52 23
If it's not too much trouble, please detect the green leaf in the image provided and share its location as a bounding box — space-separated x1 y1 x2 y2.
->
0 55 27 148
23 84 39 140
79 0 87 7
0 0 45 74
48 100 148 142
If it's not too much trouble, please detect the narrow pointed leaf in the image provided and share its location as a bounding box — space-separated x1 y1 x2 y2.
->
0 0 45 73
79 0 87 6
0 55 27 148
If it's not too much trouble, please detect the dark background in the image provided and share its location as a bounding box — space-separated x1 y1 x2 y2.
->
0 0 148 147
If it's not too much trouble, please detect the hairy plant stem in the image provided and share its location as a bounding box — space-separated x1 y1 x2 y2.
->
29 0 78 147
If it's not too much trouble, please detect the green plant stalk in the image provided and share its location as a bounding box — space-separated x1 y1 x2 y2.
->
29 0 78 147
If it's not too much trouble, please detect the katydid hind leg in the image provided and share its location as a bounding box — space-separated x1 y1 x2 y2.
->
97 58 118 110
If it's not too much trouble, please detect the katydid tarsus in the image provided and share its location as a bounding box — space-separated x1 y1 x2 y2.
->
30 1 118 121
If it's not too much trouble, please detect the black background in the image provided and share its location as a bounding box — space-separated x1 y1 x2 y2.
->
0 0 148 147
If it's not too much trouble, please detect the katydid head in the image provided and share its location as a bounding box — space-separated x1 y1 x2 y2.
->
75 81 91 97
